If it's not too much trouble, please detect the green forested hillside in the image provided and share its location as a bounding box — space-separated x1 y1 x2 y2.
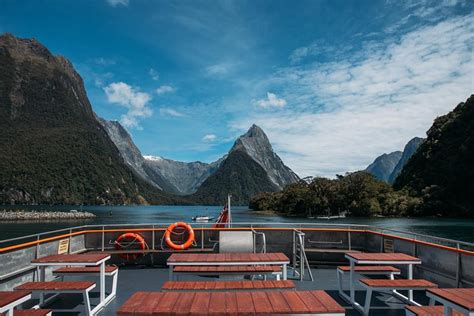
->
394 95 474 217
250 172 421 217
0 33 179 205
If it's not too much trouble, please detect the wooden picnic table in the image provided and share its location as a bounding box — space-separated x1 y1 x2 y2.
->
167 252 290 280
427 288 474 316
117 290 345 315
31 253 111 309
342 252 422 313
0 291 32 316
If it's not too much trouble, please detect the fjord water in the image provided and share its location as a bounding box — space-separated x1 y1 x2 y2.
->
0 205 473 243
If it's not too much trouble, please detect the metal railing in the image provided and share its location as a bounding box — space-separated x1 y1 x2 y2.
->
1 222 473 252
292 229 314 281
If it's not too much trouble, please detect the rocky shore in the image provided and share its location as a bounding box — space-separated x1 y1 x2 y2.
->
0 209 96 221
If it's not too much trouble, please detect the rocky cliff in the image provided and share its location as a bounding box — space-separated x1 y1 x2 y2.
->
365 151 403 182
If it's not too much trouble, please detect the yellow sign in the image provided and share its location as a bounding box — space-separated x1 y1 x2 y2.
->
58 239 70 254
383 239 394 253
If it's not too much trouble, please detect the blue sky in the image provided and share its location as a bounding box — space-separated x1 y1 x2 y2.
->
1 0 472 177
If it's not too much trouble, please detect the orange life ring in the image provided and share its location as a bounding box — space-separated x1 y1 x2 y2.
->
115 232 146 261
165 222 195 250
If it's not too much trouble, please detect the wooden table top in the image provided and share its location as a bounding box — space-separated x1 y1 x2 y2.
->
117 290 345 315
428 288 474 311
345 252 421 262
162 280 295 291
0 291 30 308
31 253 110 264
167 252 289 263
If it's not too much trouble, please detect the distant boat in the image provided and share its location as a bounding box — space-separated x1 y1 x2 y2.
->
317 213 346 220
192 215 214 222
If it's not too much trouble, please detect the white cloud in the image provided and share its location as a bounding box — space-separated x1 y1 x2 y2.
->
202 134 217 142
206 62 234 76
93 57 116 66
159 108 184 117
149 68 159 81
156 85 175 95
104 82 152 128
254 92 287 109
233 14 474 178
106 0 129 7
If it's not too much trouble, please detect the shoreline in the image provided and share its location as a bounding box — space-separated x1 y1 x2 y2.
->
0 209 96 221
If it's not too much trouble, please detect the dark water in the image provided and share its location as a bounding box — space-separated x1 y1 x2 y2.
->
0 205 473 243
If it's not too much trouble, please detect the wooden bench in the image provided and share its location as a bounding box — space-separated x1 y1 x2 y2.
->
360 279 438 316
15 282 96 316
1 310 52 316
336 265 401 297
117 290 346 315
405 306 464 316
53 266 118 304
0 291 32 316
172 265 283 280
161 280 295 291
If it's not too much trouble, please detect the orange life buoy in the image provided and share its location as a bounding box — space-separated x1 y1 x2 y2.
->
115 232 146 261
165 222 195 250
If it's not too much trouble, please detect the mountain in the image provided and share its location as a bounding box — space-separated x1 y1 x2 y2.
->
0 33 177 205
388 137 425 184
143 155 223 195
229 124 299 189
189 125 299 205
99 118 223 195
98 119 180 194
365 151 403 182
394 95 474 217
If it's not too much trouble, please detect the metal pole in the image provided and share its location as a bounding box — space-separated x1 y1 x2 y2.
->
101 226 105 252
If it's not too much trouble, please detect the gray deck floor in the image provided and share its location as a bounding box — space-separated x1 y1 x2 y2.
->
30 266 431 315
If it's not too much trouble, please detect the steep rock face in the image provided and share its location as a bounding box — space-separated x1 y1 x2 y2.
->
98 119 179 194
0 33 175 205
229 124 299 189
144 156 223 195
388 137 425 184
189 150 278 205
394 95 474 217
365 151 402 182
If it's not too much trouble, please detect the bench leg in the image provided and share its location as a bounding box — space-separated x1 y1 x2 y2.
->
83 290 92 316
444 305 453 316
169 266 174 280
408 264 413 302
337 269 343 297
363 288 373 316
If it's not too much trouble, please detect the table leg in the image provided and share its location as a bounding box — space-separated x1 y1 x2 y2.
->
39 266 45 305
6 309 13 316
100 261 105 304
444 305 453 316
349 260 355 303
169 265 173 280
283 263 287 280
408 264 413 302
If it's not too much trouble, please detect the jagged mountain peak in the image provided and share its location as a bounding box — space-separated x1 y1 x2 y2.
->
229 125 298 190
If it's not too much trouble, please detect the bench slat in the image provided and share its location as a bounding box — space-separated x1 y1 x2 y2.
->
406 306 464 316
162 280 295 290
173 265 281 273
15 281 95 291
360 279 437 288
12 309 52 316
53 266 118 274
0 291 30 308
338 265 400 272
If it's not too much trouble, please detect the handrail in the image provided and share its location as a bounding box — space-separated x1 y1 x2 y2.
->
1 222 473 255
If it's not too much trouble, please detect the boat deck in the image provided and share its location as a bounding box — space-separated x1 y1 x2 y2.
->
23 266 432 315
